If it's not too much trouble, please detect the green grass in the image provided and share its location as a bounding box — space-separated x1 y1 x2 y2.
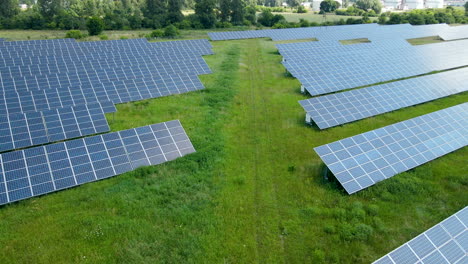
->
279 12 378 23
340 38 371 45
407 35 444 45
0 33 467 264
0 28 252 42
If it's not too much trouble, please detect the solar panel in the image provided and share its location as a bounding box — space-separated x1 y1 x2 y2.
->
373 206 467 264
0 102 113 152
0 120 195 205
299 68 468 129
439 25 468 41
314 103 468 194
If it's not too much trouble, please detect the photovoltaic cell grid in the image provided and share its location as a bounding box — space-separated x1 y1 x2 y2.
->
0 74 203 116
0 38 212 128
0 120 195 205
314 103 468 194
0 55 211 79
284 39 468 95
0 102 114 152
278 38 412 60
299 67 468 129
0 89 117 116
208 24 449 41
373 206 467 264
439 25 468 41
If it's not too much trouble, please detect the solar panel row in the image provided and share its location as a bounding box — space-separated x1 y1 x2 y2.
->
314 103 468 194
276 38 412 55
437 25 468 41
374 206 467 264
299 67 468 129
0 120 195 205
284 39 468 95
0 73 203 116
209 24 449 41
0 56 210 85
0 102 114 152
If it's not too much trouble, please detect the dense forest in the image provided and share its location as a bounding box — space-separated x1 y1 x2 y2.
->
0 0 467 31
0 0 266 30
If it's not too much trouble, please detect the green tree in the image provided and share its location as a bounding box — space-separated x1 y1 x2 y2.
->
408 13 425 25
145 0 166 27
0 0 19 19
219 0 231 22
230 0 246 25
38 0 63 20
244 5 257 24
195 0 216 28
86 16 104 35
378 13 386 24
286 0 300 8
355 0 381 14
465 1 468 16
167 0 183 24
320 0 340 12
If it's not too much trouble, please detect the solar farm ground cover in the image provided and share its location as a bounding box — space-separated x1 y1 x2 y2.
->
0 35 466 263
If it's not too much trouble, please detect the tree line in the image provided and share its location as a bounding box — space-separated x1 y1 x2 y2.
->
0 0 258 30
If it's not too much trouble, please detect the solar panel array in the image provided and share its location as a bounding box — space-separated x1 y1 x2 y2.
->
0 120 195 205
0 102 114 152
373 206 467 264
439 25 468 41
208 24 450 41
299 67 468 129
0 38 208 204
314 103 468 194
282 39 468 95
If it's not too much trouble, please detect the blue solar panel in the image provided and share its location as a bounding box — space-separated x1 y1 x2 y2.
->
0 120 195 205
374 207 467 264
314 103 468 194
299 68 468 129
0 102 112 153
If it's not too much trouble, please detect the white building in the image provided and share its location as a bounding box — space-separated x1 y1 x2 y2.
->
404 0 425 9
381 0 403 10
425 0 444 8
301 2 312 8
382 0 446 9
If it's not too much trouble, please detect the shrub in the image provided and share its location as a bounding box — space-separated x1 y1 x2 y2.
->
215 21 233 28
177 19 192 29
150 29 164 38
65 30 84 39
87 16 104 36
120 36 128 40
297 6 307 13
299 18 310 27
164 25 179 38
99 34 108 40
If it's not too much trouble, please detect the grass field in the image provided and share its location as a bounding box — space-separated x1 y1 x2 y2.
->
0 32 467 263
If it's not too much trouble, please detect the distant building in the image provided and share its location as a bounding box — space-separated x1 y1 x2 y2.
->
301 2 312 8
381 0 445 9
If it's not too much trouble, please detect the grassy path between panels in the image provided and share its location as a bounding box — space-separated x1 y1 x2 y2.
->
0 37 466 264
